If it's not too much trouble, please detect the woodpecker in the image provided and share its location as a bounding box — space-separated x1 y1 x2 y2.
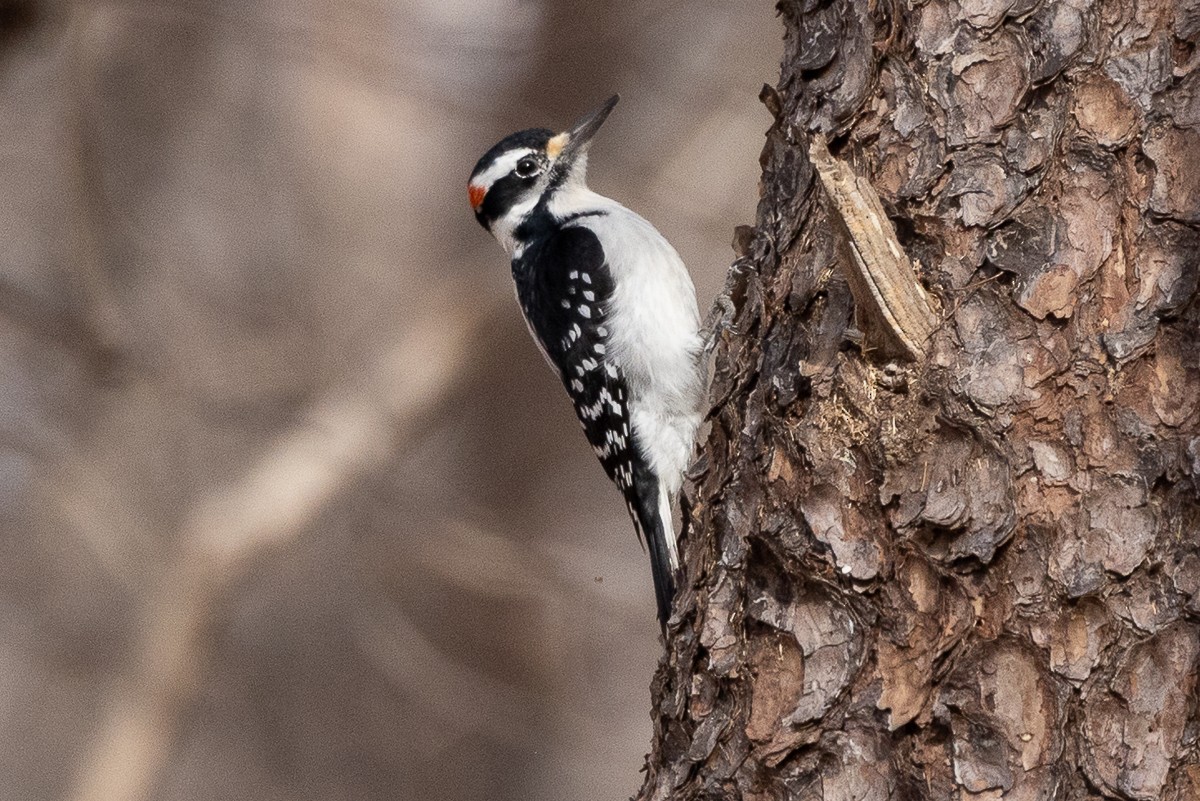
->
468 95 704 627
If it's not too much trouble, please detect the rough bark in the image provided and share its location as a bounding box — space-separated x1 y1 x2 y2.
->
642 1 1200 799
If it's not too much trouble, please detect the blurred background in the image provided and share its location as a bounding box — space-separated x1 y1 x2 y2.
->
0 1 776 799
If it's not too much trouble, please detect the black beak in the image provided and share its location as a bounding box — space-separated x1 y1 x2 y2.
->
553 94 619 175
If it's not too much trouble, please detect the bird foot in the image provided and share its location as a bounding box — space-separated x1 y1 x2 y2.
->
701 293 737 358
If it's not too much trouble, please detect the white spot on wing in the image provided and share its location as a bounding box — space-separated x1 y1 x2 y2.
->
547 184 703 546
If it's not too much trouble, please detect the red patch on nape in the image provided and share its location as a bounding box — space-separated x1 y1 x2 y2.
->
468 183 487 211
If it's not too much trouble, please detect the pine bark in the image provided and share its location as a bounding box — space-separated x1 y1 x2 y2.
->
641 1 1200 799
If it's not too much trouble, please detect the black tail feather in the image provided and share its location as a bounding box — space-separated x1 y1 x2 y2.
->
629 466 676 628
644 510 677 628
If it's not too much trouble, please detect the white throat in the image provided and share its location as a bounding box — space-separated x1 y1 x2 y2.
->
490 160 596 257
490 196 538 256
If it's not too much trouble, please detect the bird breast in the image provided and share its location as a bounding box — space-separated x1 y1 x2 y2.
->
554 192 704 485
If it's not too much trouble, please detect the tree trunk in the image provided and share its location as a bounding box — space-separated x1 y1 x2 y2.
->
642 1 1200 799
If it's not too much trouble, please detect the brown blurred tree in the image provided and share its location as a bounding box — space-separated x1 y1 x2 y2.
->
641 1 1200 799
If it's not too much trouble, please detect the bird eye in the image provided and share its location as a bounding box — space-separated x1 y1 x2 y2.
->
515 157 541 178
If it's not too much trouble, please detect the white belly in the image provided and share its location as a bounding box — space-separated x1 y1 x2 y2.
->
573 203 704 490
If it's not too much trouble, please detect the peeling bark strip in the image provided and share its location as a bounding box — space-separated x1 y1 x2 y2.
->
808 134 937 360
641 1 1200 799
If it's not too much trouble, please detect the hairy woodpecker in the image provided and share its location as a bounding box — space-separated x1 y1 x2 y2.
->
468 95 704 626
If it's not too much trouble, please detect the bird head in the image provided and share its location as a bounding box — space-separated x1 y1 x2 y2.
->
468 95 619 252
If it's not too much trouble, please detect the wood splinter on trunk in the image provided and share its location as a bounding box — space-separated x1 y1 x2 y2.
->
808 134 937 361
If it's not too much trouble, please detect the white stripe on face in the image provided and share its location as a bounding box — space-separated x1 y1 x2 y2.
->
469 148 537 197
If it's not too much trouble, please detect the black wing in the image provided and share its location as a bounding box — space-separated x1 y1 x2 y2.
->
511 224 676 623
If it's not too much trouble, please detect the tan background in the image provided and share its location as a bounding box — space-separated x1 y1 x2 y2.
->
0 2 777 799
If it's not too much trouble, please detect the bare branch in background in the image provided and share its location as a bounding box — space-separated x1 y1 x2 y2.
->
67 294 495 801
0 3 775 799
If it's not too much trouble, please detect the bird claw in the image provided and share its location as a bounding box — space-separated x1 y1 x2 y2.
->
701 290 738 357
